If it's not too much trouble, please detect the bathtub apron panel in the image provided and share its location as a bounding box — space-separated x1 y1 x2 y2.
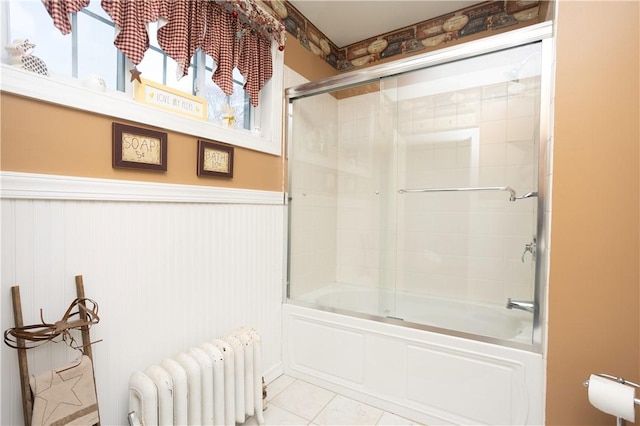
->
283 304 544 425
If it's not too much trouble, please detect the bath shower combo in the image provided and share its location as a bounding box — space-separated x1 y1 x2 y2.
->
283 21 554 425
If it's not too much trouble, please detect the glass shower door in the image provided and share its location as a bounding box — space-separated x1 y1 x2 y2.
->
384 42 542 342
286 38 548 346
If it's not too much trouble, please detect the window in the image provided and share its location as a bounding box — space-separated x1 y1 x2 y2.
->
2 0 278 140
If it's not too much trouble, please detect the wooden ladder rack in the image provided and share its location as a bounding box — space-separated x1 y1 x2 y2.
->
10 275 98 426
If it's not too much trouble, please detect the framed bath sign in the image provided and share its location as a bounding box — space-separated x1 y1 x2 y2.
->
197 139 234 178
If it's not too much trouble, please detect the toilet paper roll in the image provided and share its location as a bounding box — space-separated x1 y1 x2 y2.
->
588 374 636 422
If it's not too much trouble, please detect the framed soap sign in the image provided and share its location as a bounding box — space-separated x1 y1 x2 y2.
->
112 123 167 171
197 140 234 178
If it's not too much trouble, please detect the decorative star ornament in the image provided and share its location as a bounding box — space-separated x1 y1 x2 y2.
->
129 67 142 83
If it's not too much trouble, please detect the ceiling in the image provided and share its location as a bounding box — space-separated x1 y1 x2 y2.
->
288 1 480 47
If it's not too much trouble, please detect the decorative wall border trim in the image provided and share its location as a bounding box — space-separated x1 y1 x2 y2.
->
0 172 284 205
268 0 548 72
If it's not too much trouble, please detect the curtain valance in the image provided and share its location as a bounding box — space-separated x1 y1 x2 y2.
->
42 0 286 106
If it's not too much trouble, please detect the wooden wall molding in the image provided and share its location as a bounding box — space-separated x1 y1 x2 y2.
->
0 172 284 205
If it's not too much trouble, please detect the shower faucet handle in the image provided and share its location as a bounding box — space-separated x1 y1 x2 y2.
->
521 237 537 263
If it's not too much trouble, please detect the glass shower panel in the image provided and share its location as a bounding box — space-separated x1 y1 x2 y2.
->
388 42 541 341
288 81 394 310
287 41 544 345
287 90 339 300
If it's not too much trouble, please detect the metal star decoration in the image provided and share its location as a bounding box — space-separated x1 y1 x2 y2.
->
129 67 142 83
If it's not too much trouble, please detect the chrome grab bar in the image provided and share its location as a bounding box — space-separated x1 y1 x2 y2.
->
397 186 537 202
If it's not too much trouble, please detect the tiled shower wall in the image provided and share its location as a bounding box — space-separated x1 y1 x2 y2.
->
287 69 539 306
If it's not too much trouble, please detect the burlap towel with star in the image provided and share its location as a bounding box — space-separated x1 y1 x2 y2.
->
29 355 99 426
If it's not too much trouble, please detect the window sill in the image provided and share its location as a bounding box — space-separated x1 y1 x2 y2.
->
0 64 282 156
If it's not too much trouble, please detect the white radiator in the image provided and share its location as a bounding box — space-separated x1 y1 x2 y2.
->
128 327 265 426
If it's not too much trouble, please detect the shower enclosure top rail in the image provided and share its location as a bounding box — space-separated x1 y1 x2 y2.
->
285 22 552 102
398 186 538 202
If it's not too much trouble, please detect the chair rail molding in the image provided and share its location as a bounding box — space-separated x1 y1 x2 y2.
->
0 172 284 205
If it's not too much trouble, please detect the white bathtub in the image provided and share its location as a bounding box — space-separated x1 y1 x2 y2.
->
297 284 533 342
284 286 544 425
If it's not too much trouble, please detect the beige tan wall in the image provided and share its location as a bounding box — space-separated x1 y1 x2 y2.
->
546 1 639 424
0 93 283 191
283 35 337 81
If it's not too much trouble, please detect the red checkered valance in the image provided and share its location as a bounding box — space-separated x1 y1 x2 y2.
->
42 0 286 106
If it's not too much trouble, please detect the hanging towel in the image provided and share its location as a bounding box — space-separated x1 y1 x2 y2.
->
30 355 99 426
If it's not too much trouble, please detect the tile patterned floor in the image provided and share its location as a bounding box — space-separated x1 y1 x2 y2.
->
244 375 423 426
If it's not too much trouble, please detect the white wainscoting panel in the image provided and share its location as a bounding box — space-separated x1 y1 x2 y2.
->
1 173 285 426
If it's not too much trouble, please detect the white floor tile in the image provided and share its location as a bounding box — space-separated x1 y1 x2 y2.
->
247 376 425 426
243 404 311 426
312 395 383 425
267 375 297 401
269 379 336 421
